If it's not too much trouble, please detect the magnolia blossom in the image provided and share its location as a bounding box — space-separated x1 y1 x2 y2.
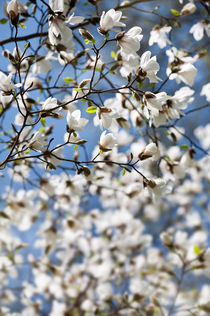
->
137 51 161 83
28 131 48 152
194 124 210 149
67 109 88 131
138 143 159 161
117 27 143 54
119 51 140 77
143 91 169 118
200 82 210 102
180 2 196 16
32 54 52 74
149 25 171 49
190 20 210 41
0 71 20 107
45 146 63 167
48 12 83 48
99 9 126 34
99 131 117 151
164 86 194 119
171 62 197 86
41 97 63 118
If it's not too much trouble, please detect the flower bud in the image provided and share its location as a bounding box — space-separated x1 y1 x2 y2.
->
7 0 19 26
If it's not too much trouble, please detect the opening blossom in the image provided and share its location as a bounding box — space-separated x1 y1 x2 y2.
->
41 97 64 118
190 20 210 41
67 110 88 132
137 51 161 83
98 9 126 34
0 71 21 107
149 25 172 49
117 27 143 54
99 131 117 151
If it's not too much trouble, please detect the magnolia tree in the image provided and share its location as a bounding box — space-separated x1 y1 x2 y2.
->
0 0 210 315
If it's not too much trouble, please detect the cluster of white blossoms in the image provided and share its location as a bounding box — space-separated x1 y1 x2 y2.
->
0 0 210 315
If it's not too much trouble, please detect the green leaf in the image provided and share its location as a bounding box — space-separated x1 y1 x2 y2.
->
74 145 78 151
73 132 77 137
111 51 116 59
164 131 169 136
24 149 31 155
84 39 89 44
40 117 46 127
171 9 180 16
0 18 8 24
63 77 74 84
28 56 35 61
122 168 126 176
180 144 188 149
74 88 82 92
40 128 45 133
24 42 30 50
193 245 201 256
19 22 27 29
86 106 97 114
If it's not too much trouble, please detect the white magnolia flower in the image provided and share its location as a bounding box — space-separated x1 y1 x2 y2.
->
201 82 210 101
99 8 126 34
143 91 169 118
119 51 140 77
194 124 210 149
171 62 197 86
117 27 143 54
190 20 210 41
149 25 172 49
138 143 159 160
0 71 20 107
49 0 64 12
165 86 194 119
99 131 117 151
48 11 82 50
46 146 63 167
180 2 196 16
41 97 63 118
32 54 52 74
137 51 161 83
28 131 48 152
67 109 88 131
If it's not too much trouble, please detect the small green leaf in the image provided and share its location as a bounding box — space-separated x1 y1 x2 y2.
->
105 32 109 39
41 117 46 127
74 145 78 151
28 56 35 61
193 245 201 256
63 77 74 83
130 92 135 99
37 97 40 102
24 149 31 155
122 168 126 176
180 144 188 149
111 51 116 59
40 128 45 133
86 106 97 114
84 39 89 44
0 18 8 24
19 22 27 29
24 42 30 50
171 9 180 16
73 132 77 137
74 88 82 92
164 131 169 136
